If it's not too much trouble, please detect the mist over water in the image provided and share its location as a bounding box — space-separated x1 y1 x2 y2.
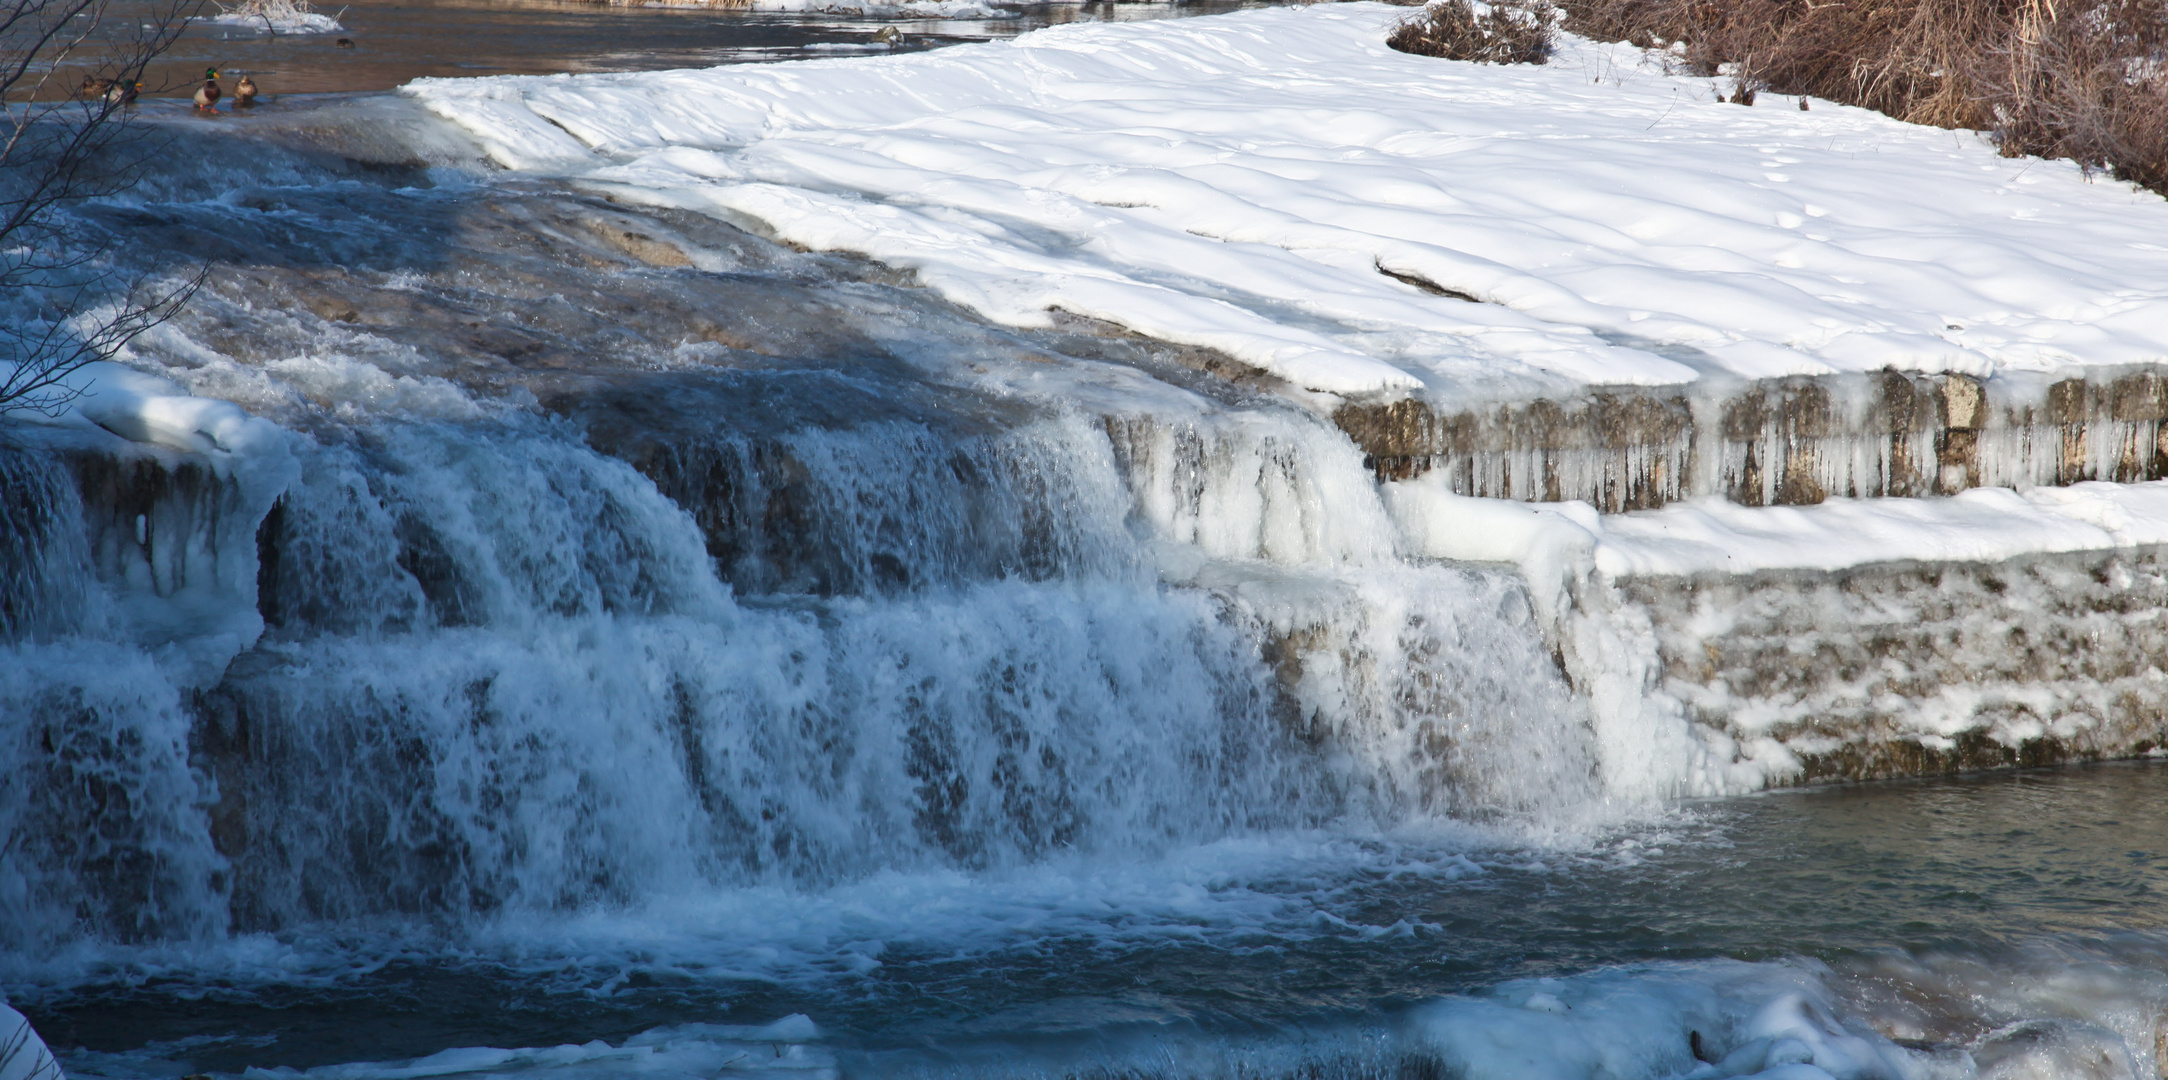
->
4 72 2167 1080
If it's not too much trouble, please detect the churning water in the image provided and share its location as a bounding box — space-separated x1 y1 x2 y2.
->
3 56 2167 1080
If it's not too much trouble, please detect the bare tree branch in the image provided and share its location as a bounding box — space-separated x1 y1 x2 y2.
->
1 0 208 414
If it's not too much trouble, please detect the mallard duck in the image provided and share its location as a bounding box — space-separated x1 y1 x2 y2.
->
235 74 258 107
111 81 140 105
335 37 354 48
194 68 221 111
80 75 114 98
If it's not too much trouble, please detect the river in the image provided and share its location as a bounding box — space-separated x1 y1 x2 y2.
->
4 6 2167 1079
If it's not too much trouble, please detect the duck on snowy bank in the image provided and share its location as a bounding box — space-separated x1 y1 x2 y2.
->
194 68 221 111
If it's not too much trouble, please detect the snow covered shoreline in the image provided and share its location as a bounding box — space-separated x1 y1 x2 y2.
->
407 3 2168 399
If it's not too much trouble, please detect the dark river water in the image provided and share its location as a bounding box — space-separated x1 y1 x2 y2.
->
15 763 2168 1079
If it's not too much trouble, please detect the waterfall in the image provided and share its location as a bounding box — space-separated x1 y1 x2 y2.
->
1 378 1611 954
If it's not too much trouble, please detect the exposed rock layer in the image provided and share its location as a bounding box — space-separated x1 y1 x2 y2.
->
1617 549 2168 783
1337 368 2168 511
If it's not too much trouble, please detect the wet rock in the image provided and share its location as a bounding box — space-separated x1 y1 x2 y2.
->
1971 1020 2138 1080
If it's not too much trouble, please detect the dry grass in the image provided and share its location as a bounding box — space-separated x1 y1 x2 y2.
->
1389 0 1557 65
1560 0 2168 193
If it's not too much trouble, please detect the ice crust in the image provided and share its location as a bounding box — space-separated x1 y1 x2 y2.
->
200 10 345 33
56 948 2167 1080
1 361 297 685
1387 470 2168 577
0 1005 62 1080
408 3 2168 396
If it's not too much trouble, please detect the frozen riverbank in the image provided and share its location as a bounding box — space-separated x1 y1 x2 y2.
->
409 3 2168 399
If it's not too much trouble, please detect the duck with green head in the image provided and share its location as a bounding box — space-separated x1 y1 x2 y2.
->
194 67 220 111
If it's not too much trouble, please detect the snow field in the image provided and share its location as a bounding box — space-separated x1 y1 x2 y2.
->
408 3 2168 399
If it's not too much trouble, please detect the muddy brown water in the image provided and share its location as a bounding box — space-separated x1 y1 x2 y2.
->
56 0 1275 100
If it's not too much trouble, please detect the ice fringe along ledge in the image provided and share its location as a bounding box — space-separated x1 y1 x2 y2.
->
1338 366 2168 512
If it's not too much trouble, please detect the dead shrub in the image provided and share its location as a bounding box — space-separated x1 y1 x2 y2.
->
1389 0 1557 65
1558 0 2168 194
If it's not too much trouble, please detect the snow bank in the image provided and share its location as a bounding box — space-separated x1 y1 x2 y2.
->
4 361 296 685
238 1015 833 1080
1408 947 2160 1080
1411 964 1933 1080
1592 482 2168 575
408 4 2168 397
1389 469 2168 578
0 1004 61 1080
201 10 344 33
5 360 288 460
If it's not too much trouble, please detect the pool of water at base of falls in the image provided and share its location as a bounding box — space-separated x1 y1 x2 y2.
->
14 762 2168 1080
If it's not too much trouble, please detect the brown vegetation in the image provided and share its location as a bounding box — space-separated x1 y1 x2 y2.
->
1558 0 2168 193
1388 0 1557 65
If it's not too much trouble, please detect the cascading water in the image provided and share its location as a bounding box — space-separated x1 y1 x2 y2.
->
4 379 1618 947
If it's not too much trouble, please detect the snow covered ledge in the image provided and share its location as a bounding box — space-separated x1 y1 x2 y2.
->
407 2 2168 505
2 363 297 687
1388 476 2168 785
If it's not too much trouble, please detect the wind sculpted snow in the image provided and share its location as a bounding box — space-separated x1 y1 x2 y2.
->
408 3 2168 398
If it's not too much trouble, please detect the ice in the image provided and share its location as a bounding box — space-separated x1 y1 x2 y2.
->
0 1005 62 1080
4 360 288 460
201 6 344 33
409 3 2168 397
62 946 2162 1080
1411 963 1958 1080
1383 468 2168 578
235 1019 835 1080
2 361 296 685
